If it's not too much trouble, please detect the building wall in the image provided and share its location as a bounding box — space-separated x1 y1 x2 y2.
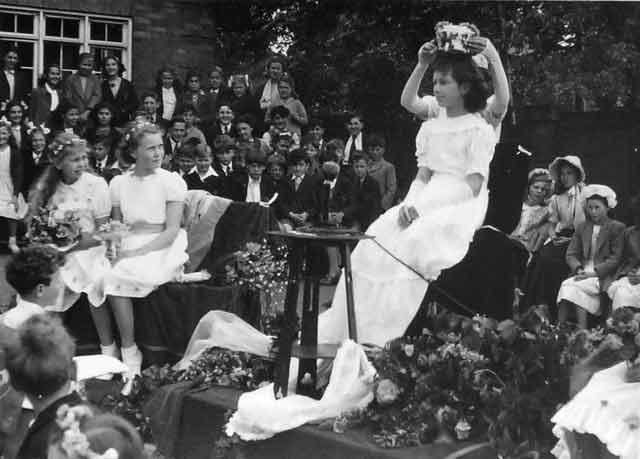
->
3 0 218 91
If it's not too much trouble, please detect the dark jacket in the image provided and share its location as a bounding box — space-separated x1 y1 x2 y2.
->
30 86 62 127
62 73 102 114
613 226 640 279
316 172 353 222
182 90 217 125
566 219 626 292
22 149 51 196
0 70 31 105
16 391 83 459
101 78 138 126
288 174 320 218
205 123 237 146
163 135 182 160
226 173 278 204
344 175 382 231
184 170 224 196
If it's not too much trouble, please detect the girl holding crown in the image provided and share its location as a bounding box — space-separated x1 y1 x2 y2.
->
315 25 506 346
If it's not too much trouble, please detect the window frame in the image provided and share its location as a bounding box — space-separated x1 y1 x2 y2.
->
0 5 132 87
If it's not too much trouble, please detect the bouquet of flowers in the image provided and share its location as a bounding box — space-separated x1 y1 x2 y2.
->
25 206 82 251
95 220 130 259
225 240 288 295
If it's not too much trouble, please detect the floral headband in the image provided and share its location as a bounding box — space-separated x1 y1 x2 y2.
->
51 135 87 156
0 99 29 112
228 74 250 88
55 404 119 459
124 119 158 141
0 116 11 129
26 121 51 135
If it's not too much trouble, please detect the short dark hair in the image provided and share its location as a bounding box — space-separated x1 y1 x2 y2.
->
308 118 324 130
289 148 309 165
177 137 201 157
347 112 364 124
6 246 64 296
194 144 211 159
432 53 490 113
181 102 199 116
213 134 236 154
78 52 93 62
235 114 256 128
351 152 368 164
6 314 75 397
270 106 290 119
170 115 186 127
367 134 386 149
141 91 159 102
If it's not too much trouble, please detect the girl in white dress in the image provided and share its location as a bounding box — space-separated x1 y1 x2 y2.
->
608 196 640 310
0 119 26 253
318 43 499 346
556 185 625 328
28 132 114 349
97 123 188 374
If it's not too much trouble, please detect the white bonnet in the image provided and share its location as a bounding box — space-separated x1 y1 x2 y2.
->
582 184 617 209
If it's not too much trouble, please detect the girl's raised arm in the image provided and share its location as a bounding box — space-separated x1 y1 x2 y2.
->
400 41 437 115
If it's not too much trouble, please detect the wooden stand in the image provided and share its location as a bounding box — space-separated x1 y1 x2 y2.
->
268 228 372 399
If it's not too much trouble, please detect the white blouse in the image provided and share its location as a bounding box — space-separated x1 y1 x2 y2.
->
162 87 177 121
110 169 186 225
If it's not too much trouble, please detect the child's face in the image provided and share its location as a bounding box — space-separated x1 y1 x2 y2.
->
187 76 200 92
0 126 10 145
32 132 46 152
236 122 252 141
273 115 287 130
8 105 22 124
58 148 88 183
143 96 158 114
353 159 368 179
291 160 308 177
275 139 290 154
268 164 285 181
161 71 174 88
3 51 17 71
346 117 363 136
560 165 578 189
586 198 608 224
134 132 165 171
178 155 195 172
309 126 324 142
528 180 548 205
171 122 186 141
104 58 119 77
78 57 94 76
248 162 265 180
93 143 108 161
65 109 80 127
367 145 384 162
209 71 223 89
217 149 234 165
183 111 195 127
97 108 112 126
433 70 465 109
232 82 246 98
38 269 64 308
268 62 284 80
305 144 319 159
218 106 234 124
47 66 61 87
195 154 212 173
278 81 292 99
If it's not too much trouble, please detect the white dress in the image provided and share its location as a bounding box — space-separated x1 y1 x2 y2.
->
319 102 497 346
90 169 189 306
556 226 602 315
0 145 26 220
53 172 112 311
609 277 640 310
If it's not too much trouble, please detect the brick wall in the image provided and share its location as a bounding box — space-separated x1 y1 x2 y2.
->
3 0 218 91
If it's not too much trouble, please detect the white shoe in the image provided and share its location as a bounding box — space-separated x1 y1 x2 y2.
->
121 344 143 377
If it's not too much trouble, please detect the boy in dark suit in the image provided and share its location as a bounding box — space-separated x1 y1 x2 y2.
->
163 116 187 169
317 161 352 224
184 143 223 196
287 148 320 226
140 92 167 129
227 145 278 204
212 134 236 178
343 112 366 165
62 53 102 126
0 47 30 105
174 140 197 178
89 135 114 180
344 153 382 231
205 104 237 146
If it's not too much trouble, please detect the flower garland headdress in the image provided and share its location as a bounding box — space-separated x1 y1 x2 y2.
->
124 118 158 142
26 121 51 135
55 404 119 459
50 135 86 158
0 116 11 129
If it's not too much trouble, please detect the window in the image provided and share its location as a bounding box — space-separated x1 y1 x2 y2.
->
0 7 132 87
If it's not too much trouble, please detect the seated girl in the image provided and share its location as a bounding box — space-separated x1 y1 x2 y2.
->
608 193 640 310
94 122 188 374
47 406 145 459
5 314 82 459
557 185 625 328
511 168 552 253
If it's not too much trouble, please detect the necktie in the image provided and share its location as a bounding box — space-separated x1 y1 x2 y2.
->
294 176 302 191
347 135 357 162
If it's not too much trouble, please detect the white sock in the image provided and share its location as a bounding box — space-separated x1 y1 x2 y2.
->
100 342 119 358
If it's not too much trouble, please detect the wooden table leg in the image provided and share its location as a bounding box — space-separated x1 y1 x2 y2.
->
340 243 358 342
273 240 303 398
297 265 320 398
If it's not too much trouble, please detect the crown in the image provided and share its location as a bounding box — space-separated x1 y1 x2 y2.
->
434 21 479 54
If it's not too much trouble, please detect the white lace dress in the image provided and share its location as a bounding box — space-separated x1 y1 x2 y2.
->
318 102 497 346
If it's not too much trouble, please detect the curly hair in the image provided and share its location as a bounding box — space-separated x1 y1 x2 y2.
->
6 314 75 397
101 55 126 78
5 246 64 295
91 101 116 127
29 132 88 217
432 53 490 113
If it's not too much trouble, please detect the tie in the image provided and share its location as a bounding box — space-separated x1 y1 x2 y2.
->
347 135 357 162
294 176 302 191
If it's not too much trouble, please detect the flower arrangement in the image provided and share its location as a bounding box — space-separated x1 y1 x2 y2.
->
25 206 82 250
225 240 288 295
